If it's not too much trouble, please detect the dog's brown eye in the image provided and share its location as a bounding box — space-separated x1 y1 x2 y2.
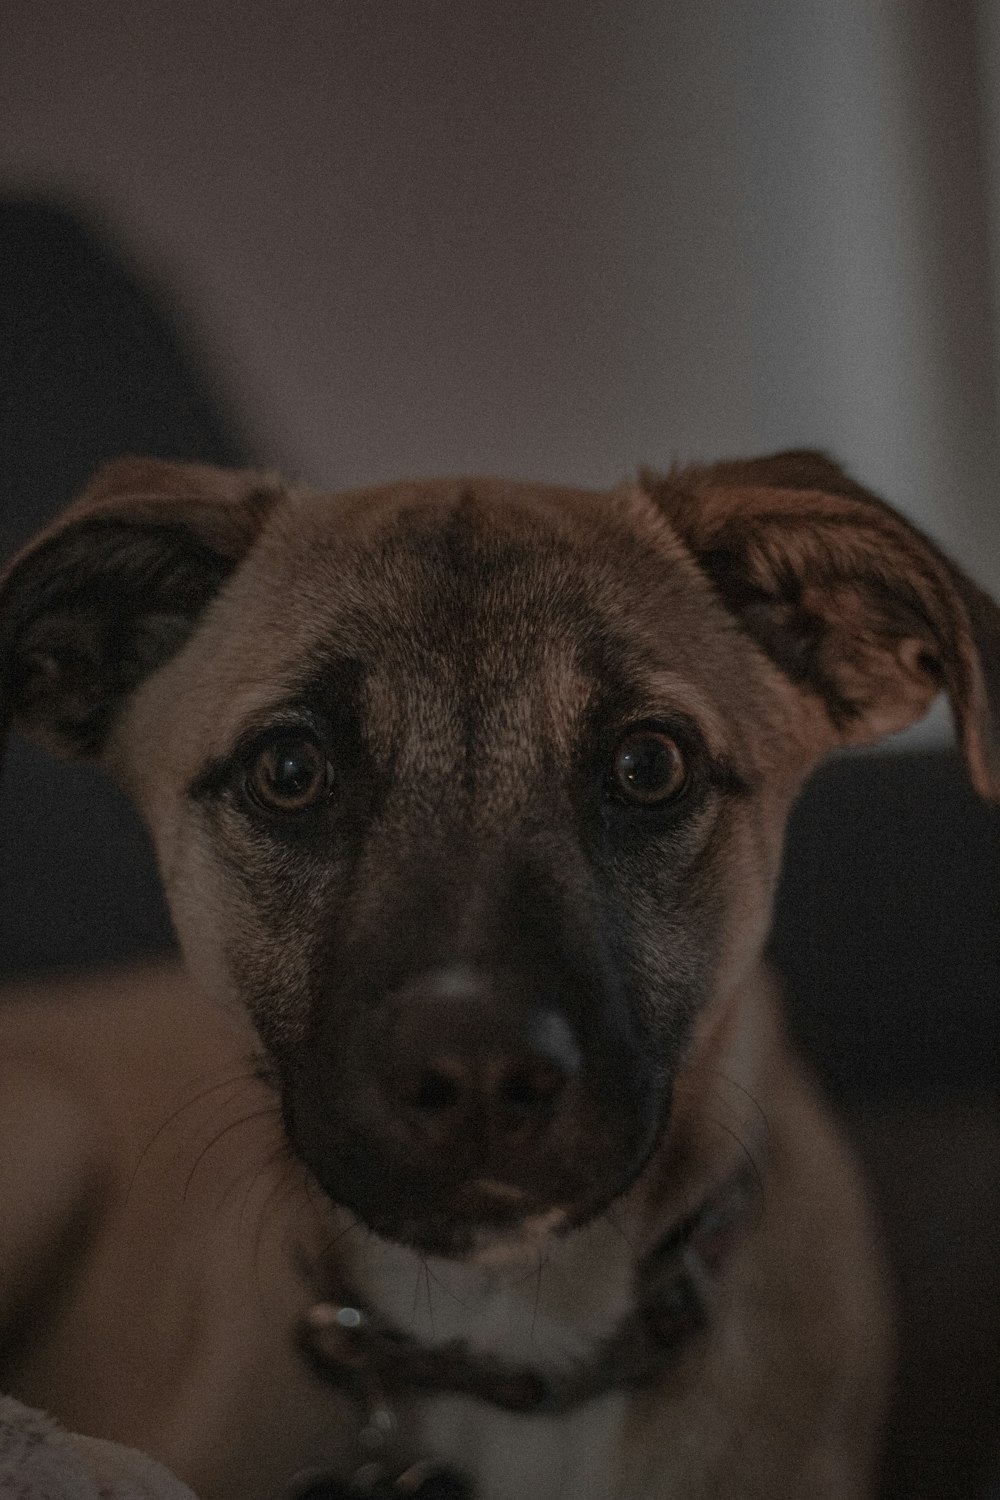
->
612 731 687 805
245 736 333 813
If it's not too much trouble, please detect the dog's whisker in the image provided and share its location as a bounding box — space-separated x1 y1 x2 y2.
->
184 1078 275 1158
702 1068 772 1139
304 1211 366 1298
423 1257 435 1337
500 1247 572 1301
423 1260 475 1315
248 1163 294 1263
231 1142 292 1240
251 1163 305 1294
703 1117 766 1209
300 1169 326 1216
125 1068 262 1205
530 1251 546 1340
215 1157 272 1229
323 1213 364 1253
602 1202 638 1255
505 1260 548 1291
181 1106 282 1202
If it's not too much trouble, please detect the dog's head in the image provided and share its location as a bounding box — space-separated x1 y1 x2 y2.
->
3 452 998 1255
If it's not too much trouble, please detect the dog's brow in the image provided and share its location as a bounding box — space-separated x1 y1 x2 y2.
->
186 660 368 797
634 676 731 757
186 702 326 801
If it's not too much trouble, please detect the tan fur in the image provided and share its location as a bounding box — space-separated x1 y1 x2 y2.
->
0 964 353 1500
2 451 997 1498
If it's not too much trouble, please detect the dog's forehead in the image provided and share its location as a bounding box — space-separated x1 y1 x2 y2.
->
218 478 733 708
258 476 716 648
127 477 773 789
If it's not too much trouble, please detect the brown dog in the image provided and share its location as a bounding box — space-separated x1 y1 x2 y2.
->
1 450 998 1498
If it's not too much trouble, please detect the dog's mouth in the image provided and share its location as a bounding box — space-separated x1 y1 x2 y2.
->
285 1103 666 1261
330 1183 608 1261
351 1196 571 1261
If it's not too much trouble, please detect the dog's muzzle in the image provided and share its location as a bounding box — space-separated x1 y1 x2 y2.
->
282 963 661 1255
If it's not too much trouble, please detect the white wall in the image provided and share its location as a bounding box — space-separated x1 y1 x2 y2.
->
1 0 997 620
742 3 998 583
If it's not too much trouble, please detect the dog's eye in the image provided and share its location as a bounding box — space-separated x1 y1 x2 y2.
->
243 735 334 814
611 730 687 806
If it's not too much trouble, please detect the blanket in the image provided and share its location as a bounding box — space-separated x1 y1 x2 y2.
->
0 1397 196 1500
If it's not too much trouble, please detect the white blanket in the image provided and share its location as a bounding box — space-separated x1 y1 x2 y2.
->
0 1397 196 1500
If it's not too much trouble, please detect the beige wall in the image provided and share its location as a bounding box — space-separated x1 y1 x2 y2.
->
1 0 997 623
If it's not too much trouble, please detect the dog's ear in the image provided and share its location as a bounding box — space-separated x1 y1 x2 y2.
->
0 458 280 757
645 449 1000 799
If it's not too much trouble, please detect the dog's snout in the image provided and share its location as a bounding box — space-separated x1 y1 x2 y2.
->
383 968 581 1153
294 914 660 1250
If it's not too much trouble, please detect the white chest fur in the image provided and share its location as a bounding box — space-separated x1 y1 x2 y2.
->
350 1215 643 1499
418 1390 629 1500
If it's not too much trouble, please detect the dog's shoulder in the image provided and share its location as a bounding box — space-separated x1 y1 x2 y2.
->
0 1039 109 1333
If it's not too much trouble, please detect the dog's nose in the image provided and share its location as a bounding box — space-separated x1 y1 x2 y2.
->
381 968 582 1152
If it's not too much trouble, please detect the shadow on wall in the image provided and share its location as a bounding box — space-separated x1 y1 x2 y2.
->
0 196 249 975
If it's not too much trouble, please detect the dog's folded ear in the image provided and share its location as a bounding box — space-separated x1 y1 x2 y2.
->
646 450 1000 799
0 458 280 757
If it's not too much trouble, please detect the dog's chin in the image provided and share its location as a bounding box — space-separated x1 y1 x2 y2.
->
293 1100 671 1262
376 1199 573 1262
284 1079 671 1261
365 1206 570 1262
328 1168 650 1263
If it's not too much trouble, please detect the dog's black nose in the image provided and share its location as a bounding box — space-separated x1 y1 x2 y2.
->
381 968 581 1153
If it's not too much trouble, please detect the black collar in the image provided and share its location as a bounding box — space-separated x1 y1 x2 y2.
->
297 1161 759 1498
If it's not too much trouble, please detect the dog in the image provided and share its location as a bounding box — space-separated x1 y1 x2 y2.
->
2 448 998 1499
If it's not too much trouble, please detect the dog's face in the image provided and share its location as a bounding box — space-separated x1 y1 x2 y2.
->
102 478 808 1253
3 453 998 1256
